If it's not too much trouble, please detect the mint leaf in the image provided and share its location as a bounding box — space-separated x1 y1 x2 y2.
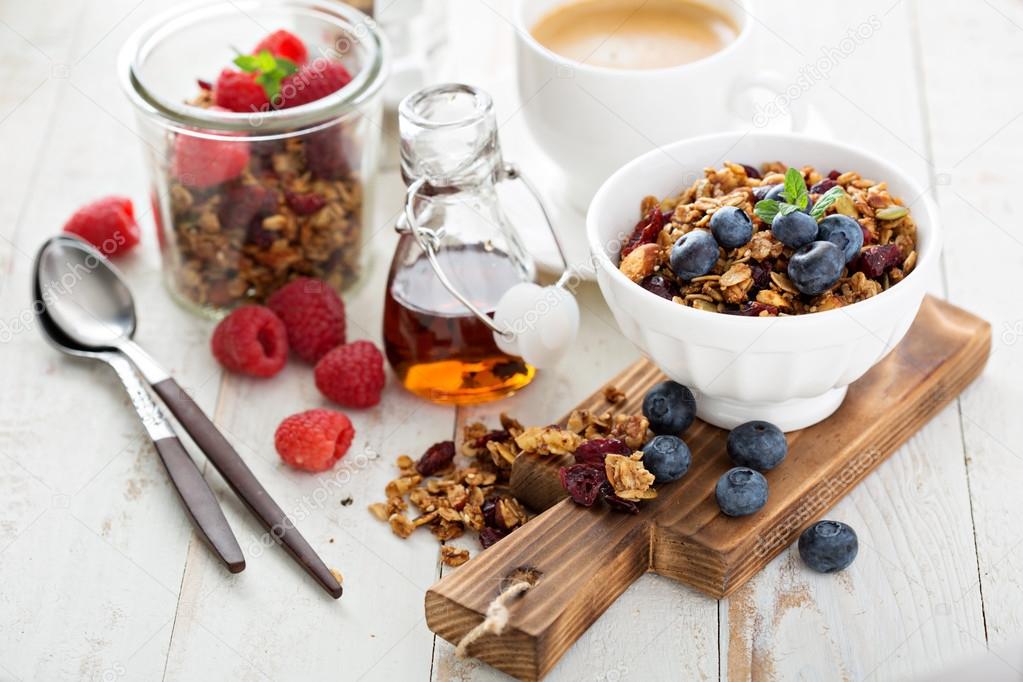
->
809 186 846 220
231 50 298 101
754 199 781 224
778 202 799 217
782 167 808 210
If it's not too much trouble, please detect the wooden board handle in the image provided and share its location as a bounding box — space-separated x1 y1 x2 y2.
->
426 499 653 681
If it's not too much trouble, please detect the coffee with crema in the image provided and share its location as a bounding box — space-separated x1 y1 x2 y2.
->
530 0 739 70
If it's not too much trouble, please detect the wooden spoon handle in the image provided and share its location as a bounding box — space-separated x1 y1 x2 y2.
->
152 377 342 599
153 436 245 573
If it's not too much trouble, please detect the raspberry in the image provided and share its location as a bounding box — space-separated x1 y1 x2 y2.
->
266 277 346 362
314 341 385 408
274 409 354 473
253 29 308 65
277 60 353 109
210 305 288 377
172 131 250 188
62 196 140 257
214 69 269 113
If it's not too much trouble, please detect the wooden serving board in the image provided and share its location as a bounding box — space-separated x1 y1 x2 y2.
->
425 295 990 681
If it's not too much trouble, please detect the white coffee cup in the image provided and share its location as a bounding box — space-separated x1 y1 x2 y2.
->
514 0 805 211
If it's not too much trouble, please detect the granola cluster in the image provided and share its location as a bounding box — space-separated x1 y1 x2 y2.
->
617 162 918 316
367 407 659 566
160 89 364 310
368 414 532 567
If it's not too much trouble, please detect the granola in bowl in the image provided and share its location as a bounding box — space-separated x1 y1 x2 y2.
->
616 162 918 316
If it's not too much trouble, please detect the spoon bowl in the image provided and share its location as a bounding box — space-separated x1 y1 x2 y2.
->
36 235 137 350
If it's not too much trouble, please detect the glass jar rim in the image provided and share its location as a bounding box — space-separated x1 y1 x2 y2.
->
398 83 494 131
118 0 389 136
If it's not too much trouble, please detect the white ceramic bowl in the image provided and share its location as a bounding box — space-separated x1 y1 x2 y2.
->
587 132 942 431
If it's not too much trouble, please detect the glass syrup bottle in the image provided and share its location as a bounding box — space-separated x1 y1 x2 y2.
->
383 84 539 404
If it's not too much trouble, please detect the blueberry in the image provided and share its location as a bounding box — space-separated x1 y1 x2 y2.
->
641 435 692 483
798 520 858 573
727 420 788 471
715 467 768 517
752 183 779 202
669 230 719 280
787 240 845 295
710 206 753 249
817 214 864 264
770 210 819 249
642 381 697 435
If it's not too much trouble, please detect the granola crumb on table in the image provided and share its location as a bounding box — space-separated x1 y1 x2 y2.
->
618 162 918 316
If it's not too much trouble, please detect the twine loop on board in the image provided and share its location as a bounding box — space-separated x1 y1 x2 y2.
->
454 579 534 658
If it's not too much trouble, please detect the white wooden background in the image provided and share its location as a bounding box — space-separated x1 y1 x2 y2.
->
1 1 1022 680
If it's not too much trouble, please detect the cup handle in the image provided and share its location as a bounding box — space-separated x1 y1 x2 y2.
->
728 71 808 132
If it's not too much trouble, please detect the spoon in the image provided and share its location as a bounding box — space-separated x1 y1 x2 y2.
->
33 271 245 573
35 236 342 599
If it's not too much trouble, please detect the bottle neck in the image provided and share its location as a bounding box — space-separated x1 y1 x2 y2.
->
398 83 503 192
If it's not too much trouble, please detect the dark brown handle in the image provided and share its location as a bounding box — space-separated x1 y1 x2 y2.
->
153 437 245 573
152 378 342 599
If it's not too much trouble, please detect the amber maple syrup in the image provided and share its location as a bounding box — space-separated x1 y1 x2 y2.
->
383 244 536 404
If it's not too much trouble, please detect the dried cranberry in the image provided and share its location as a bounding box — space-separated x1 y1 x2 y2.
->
599 482 639 514
218 184 277 231
472 430 511 450
639 274 678 301
415 440 456 476
749 260 773 290
855 244 903 278
828 170 841 180
620 208 664 259
479 526 507 549
246 223 277 248
730 301 778 317
482 497 498 528
559 464 607 507
197 78 213 91
741 164 762 179
574 438 631 466
810 179 837 194
285 191 327 216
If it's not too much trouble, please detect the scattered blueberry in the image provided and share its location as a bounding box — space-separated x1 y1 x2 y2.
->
727 421 788 471
798 520 858 573
818 214 864 264
771 210 819 249
715 467 768 517
641 435 692 483
642 380 697 435
787 240 845 295
710 206 754 249
669 230 719 280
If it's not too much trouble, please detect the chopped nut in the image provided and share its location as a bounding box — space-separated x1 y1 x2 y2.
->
440 546 470 567
388 514 415 539
619 243 661 282
515 426 583 456
367 502 388 521
603 385 627 404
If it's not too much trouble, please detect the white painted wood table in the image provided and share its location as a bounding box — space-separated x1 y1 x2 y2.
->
2 1 1022 680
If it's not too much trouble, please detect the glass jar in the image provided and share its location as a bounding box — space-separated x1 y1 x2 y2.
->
119 0 388 316
383 84 539 404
